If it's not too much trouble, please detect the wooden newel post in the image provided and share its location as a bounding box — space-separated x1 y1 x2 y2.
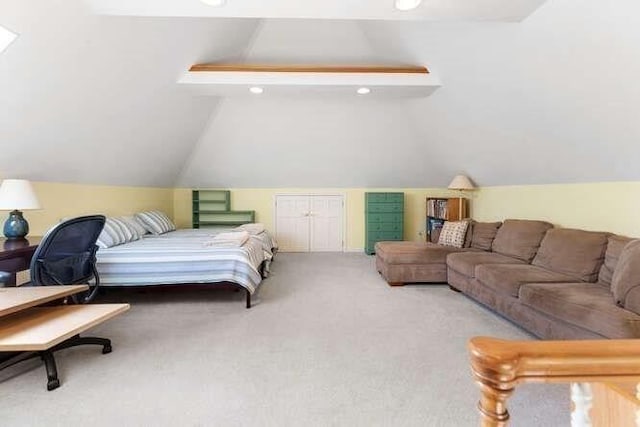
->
476 380 514 426
469 338 518 426
468 336 640 426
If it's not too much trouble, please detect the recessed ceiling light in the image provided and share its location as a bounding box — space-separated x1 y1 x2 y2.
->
395 0 422 11
249 87 264 94
200 0 225 6
357 87 371 95
0 25 17 55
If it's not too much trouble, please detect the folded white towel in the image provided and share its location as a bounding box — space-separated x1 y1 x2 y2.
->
205 231 250 247
235 223 266 235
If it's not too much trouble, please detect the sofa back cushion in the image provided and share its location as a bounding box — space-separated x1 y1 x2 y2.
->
532 228 609 282
598 235 635 286
491 219 553 262
463 220 475 248
611 240 640 313
470 221 502 251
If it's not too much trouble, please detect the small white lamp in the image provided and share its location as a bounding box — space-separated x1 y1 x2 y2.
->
447 174 475 219
0 179 41 239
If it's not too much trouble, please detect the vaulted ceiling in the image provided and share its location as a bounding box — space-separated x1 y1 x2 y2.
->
1 0 639 188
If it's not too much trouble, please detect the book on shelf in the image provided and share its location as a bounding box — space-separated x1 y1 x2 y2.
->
427 217 445 232
427 198 450 219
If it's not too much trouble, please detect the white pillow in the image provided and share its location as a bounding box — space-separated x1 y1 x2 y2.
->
120 215 148 237
437 220 470 248
97 217 137 249
134 210 176 235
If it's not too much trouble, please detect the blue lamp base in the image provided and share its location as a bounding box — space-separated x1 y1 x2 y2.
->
4 210 29 240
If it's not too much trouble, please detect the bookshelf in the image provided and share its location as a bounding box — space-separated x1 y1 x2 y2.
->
426 197 468 242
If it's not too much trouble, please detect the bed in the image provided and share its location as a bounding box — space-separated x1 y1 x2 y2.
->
95 227 277 308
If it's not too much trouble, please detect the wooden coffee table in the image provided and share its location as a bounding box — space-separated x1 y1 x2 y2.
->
0 285 129 390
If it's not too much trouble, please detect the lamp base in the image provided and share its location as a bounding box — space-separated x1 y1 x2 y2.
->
4 210 29 240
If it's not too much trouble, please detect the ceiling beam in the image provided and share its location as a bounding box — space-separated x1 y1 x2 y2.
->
189 64 429 74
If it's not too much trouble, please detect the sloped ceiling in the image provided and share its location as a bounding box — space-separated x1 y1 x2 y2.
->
2 0 640 188
0 0 259 186
84 0 547 22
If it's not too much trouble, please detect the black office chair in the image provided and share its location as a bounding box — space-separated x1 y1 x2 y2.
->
9 215 112 390
30 215 105 303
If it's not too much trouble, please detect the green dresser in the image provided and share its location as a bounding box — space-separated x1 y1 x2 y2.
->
365 192 404 255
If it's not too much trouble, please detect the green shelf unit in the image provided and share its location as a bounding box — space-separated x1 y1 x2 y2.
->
192 190 230 212
365 192 404 255
192 190 255 229
197 211 255 226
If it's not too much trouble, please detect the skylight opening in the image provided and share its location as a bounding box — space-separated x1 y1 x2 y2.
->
0 25 17 55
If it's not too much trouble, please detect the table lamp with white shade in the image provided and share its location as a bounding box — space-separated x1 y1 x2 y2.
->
447 174 475 219
0 179 41 239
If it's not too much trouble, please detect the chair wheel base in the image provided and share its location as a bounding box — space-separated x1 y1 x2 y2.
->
47 379 60 391
102 345 112 354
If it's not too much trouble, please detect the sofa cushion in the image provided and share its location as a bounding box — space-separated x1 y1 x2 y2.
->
491 219 553 262
446 251 526 278
375 241 476 265
430 226 442 243
470 221 502 251
438 220 469 248
627 287 640 316
475 264 576 298
611 240 640 312
520 282 640 339
531 228 609 282
598 235 635 286
463 220 474 248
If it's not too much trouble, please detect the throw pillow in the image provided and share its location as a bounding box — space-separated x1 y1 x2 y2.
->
135 210 176 235
470 222 502 251
437 220 469 248
611 240 640 312
121 215 149 237
97 217 129 249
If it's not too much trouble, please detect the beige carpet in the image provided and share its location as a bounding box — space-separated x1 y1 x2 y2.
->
0 253 568 426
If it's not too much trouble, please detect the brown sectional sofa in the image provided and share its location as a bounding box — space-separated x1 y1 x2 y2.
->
375 219 640 339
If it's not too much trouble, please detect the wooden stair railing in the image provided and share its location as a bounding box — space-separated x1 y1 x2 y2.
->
468 336 640 426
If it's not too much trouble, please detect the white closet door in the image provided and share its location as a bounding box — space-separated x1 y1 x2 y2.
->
309 195 344 252
275 195 311 252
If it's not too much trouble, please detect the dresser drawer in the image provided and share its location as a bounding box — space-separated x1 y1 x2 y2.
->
385 193 404 203
368 231 403 241
366 212 403 223
366 203 404 213
366 222 403 233
365 193 388 203
366 193 404 203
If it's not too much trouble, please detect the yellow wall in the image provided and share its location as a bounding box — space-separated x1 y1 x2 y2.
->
10 181 638 247
1 181 174 236
176 182 640 250
472 182 640 237
174 188 461 251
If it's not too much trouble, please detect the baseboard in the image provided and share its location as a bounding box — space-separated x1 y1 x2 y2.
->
345 247 364 253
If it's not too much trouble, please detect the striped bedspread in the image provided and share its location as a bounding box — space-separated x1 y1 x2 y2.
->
96 228 278 294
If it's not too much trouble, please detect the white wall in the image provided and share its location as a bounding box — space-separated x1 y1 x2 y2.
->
0 1 258 186
2 1 640 188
